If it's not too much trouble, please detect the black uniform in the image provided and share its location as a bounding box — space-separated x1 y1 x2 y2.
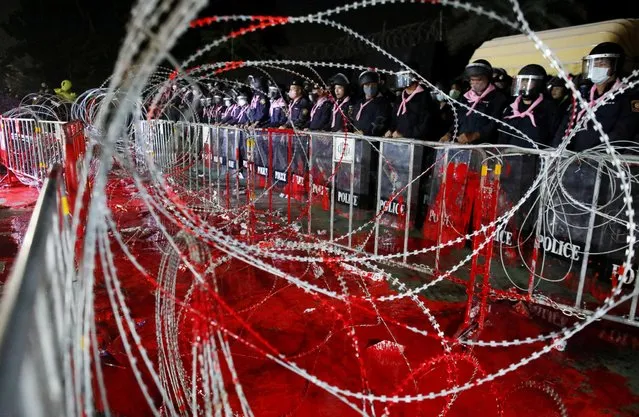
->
498 97 558 148
353 95 391 136
268 98 288 127
552 82 639 151
308 97 333 131
228 105 249 125
220 104 239 125
284 97 311 129
248 93 270 126
454 86 509 144
390 86 438 140
213 104 226 123
330 97 354 132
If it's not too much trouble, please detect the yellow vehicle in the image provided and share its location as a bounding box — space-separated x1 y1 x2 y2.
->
470 19 639 76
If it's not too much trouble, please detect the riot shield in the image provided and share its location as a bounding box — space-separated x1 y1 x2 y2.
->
422 148 483 250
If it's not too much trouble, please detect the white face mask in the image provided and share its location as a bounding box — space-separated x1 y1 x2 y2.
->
238 98 247 106
590 67 610 85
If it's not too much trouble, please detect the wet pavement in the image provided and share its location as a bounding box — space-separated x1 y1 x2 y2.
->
2 175 639 416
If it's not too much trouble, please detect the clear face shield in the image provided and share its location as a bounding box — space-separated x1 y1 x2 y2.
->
511 75 545 97
582 54 619 85
392 71 419 90
248 75 260 90
268 86 279 99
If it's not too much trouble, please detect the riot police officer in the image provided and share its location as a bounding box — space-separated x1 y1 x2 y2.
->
547 76 571 122
493 68 512 96
499 64 557 148
552 42 639 151
211 93 226 123
308 83 332 131
440 59 508 144
385 70 438 139
229 92 250 125
220 91 239 125
353 70 391 136
267 82 287 128
247 75 270 127
329 73 354 132
280 79 311 130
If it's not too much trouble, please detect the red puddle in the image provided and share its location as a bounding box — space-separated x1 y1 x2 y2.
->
1 175 638 416
87 174 639 417
0 183 40 209
0 183 39 285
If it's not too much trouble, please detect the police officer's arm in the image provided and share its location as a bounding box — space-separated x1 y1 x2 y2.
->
317 101 332 131
277 108 288 128
387 100 399 136
497 106 512 145
258 96 270 126
371 99 392 137
409 93 434 139
609 96 639 148
293 99 311 129
444 96 470 141
551 107 572 149
476 93 508 143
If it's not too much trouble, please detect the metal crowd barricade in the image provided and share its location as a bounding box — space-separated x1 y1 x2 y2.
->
0 118 65 186
135 121 639 329
0 165 75 417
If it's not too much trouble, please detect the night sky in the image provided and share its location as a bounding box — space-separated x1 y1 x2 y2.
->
0 0 637 93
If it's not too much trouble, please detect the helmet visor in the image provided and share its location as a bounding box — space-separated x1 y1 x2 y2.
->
582 54 620 83
392 71 418 90
511 75 545 97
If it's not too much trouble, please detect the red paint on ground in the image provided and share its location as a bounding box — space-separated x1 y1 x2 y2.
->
88 174 639 416
3 175 639 416
0 183 39 286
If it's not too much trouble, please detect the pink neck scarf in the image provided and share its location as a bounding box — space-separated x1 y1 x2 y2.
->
577 79 622 120
236 105 248 121
504 94 544 127
396 85 424 116
250 95 260 109
311 96 328 120
288 97 300 117
356 95 378 121
331 96 351 128
223 104 236 118
269 98 285 118
463 84 496 116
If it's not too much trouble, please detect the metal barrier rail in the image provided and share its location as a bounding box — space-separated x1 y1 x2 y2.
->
134 120 639 329
0 165 75 417
0 118 66 186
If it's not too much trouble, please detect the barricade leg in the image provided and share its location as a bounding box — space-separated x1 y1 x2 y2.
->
460 163 501 337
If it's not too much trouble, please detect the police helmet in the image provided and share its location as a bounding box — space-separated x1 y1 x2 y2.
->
359 70 380 86
290 79 305 88
267 81 280 99
248 75 266 91
329 73 350 87
465 59 493 79
547 76 566 88
391 70 420 90
512 64 547 98
582 42 625 83
493 68 507 81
